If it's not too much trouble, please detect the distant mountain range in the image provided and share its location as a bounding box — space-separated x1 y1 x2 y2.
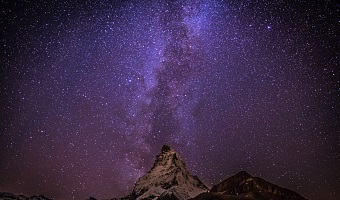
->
0 192 52 200
0 145 307 200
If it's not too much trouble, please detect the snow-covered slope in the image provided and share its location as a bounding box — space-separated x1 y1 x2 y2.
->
130 145 208 200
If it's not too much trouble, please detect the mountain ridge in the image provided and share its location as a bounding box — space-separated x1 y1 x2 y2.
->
1 145 308 200
0 192 52 200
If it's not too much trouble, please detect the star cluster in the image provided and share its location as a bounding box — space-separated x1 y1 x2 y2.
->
0 0 339 200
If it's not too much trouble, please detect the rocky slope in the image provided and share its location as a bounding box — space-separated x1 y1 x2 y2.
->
191 171 307 200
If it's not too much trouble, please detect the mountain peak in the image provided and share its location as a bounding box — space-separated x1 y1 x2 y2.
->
129 145 208 200
233 170 252 178
161 144 172 153
236 170 250 175
152 145 186 172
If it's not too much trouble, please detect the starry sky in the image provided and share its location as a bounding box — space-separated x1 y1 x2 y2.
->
0 0 339 200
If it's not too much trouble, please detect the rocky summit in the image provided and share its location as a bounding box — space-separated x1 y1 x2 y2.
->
124 145 208 200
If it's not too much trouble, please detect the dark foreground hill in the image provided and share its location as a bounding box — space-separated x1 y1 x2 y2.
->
191 171 307 200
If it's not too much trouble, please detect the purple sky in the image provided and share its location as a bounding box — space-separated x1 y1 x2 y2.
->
0 0 339 200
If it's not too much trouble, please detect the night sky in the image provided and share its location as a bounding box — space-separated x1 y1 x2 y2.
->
0 0 339 200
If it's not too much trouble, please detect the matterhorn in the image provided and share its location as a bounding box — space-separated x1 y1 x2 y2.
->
124 145 208 200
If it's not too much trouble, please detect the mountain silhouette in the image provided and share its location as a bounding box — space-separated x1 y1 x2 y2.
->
1 145 307 200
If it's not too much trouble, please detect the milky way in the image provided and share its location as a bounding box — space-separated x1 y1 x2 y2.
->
0 1 339 200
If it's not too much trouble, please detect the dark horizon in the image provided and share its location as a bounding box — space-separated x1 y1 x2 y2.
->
0 0 339 200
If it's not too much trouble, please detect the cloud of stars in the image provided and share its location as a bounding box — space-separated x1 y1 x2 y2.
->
0 0 339 200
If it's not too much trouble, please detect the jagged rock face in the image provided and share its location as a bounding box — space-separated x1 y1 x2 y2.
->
194 171 307 200
130 145 208 200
